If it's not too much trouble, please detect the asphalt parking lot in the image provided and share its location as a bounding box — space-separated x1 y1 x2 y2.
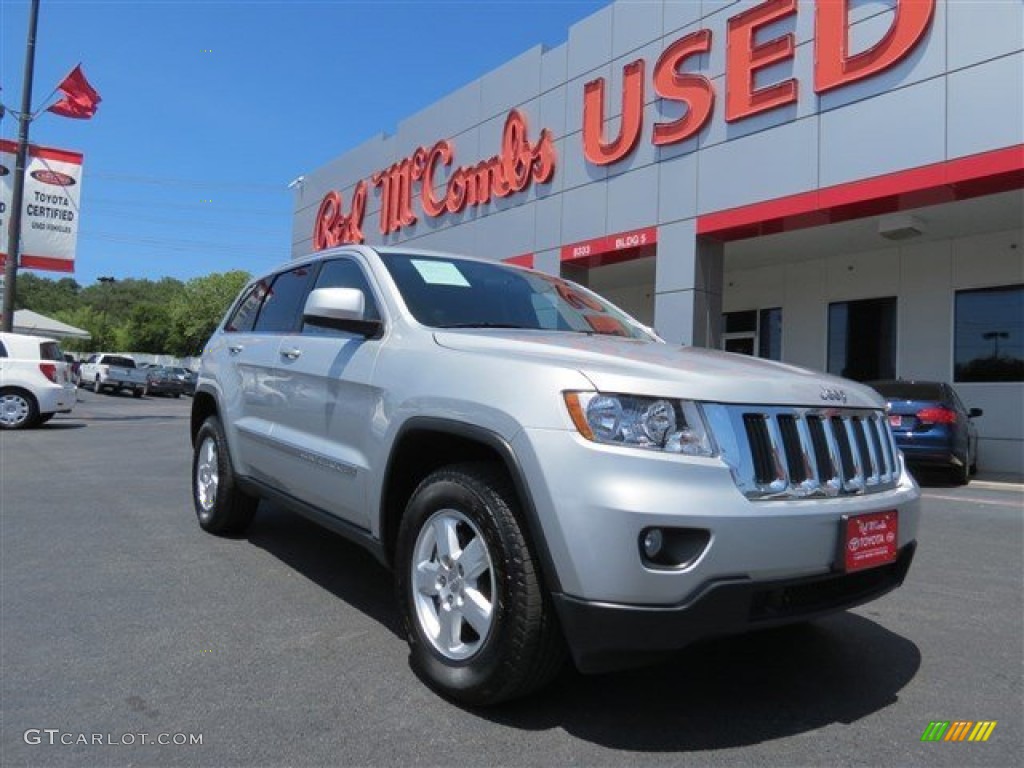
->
2 390 1021 767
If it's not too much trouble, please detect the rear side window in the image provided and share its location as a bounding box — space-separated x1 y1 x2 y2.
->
39 342 63 361
225 280 269 333
253 267 315 333
0 341 7 358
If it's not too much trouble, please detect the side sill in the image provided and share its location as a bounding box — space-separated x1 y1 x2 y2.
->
237 476 390 569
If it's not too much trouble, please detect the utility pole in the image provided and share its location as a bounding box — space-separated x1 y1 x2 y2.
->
2 0 41 333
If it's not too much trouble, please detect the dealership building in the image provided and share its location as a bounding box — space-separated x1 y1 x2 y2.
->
292 0 1024 474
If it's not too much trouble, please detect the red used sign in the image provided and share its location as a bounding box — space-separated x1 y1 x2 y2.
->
843 510 898 572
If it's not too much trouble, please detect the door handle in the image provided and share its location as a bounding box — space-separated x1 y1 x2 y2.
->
281 348 302 360
228 344 244 355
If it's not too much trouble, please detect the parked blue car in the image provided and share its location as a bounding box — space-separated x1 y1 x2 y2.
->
869 380 982 485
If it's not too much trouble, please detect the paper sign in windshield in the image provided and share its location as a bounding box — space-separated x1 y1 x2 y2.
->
411 259 471 287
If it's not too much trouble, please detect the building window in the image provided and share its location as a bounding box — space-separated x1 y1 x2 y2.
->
827 297 896 382
955 284 1024 382
722 308 782 360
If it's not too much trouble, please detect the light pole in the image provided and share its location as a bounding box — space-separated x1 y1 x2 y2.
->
982 331 1009 358
1 0 41 333
97 276 115 348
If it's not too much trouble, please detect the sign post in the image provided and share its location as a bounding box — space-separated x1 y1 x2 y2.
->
1 0 39 333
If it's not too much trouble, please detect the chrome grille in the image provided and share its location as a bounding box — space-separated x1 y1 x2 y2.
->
703 405 901 500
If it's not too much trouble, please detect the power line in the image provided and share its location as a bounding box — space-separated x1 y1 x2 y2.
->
88 196 288 217
80 231 285 257
88 171 287 192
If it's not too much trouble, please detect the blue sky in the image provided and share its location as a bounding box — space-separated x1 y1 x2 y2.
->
0 0 606 286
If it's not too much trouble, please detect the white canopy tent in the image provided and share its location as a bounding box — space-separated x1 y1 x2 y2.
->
12 309 91 340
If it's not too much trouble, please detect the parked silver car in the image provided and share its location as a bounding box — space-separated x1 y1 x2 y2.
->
191 246 920 705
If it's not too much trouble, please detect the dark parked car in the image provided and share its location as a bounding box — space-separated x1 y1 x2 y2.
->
870 380 982 485
167 366 198 395
145 366 185 398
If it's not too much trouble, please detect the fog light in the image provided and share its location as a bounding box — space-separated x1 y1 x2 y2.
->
641 528 664 559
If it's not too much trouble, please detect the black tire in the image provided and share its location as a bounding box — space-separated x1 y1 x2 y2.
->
132 387 145 399
192 415 258 535
0 388 40 430
950 456 970 486
93 377 103 394
173 392 181 399
395 462 564 706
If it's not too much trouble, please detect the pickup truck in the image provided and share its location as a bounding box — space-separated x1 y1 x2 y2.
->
79 353 148 397
190 246 920 705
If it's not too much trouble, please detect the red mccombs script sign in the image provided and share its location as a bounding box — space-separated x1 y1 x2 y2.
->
314 0 935 248
314 109 555 248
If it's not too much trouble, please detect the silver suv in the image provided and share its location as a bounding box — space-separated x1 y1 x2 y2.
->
191 246 920 705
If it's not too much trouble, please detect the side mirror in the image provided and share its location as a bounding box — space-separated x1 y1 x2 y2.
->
968 407 983 418
303 287 381 336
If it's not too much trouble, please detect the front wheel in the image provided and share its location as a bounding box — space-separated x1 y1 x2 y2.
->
192 415 258 535
395 463 564 706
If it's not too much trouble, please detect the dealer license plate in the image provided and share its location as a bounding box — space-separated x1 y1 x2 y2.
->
841 510 898 572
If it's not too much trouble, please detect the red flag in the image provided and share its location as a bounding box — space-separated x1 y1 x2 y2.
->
47 64 101 119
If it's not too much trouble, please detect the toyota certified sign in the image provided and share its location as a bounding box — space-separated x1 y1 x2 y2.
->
0 140 84 274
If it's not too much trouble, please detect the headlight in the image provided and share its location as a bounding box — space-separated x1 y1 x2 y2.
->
563 391 715 456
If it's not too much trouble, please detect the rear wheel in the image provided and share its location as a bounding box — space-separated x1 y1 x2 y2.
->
950 455 970 486
93 377 103 394
133 387 145 399
395 463 564 706
192 415 258 535
0 388 39 430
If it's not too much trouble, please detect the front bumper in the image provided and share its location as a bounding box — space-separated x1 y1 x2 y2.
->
553 542 915 672
513 427 921 605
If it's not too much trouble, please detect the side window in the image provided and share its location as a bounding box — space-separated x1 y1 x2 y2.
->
302 258 381 336
225 280 269 333
0 341 7 358
86 354 98 364
39 342 63 361
253 266 315 334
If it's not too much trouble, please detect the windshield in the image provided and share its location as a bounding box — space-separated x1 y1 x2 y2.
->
379 253 654 340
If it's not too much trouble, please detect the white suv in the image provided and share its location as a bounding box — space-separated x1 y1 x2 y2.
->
191 247 920 705
0 331 76 429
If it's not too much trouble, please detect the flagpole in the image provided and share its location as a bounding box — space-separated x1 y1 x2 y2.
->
2 0 41 333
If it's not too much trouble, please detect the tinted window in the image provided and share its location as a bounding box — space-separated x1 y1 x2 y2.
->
39 342 63 361
724 310 756 334
104 356 136 368
379 253 652 339
0 341 7 358
828 297 897 382
225 280 269 333
302 258 381 336
758 308 782 361
253 267 315 334
954 284 1023 382
870 381 944 401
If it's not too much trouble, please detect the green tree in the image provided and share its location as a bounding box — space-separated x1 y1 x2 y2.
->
14 273 81 315
168 271 250 356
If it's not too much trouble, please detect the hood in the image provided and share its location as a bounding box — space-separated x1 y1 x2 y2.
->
433 330 885 409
